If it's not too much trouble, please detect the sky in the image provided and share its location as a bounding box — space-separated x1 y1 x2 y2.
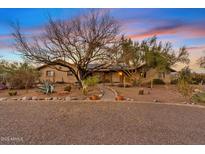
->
0 8 205 72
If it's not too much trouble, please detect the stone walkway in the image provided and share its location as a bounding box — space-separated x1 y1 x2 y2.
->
99 85 115 101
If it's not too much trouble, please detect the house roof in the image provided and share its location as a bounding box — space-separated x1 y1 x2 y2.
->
37 59 75 70
37 60 177 72
136 64 177 72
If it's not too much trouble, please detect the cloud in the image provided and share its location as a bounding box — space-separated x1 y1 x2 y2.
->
0 34 13 40
187 45 205 51
123 18 205 40
128 23 183 39
0 40 13 50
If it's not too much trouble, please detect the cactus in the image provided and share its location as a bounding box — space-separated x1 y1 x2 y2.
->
38 81 54 94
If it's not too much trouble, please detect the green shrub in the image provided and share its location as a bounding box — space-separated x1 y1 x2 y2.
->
8 90 17 96
64 85 71 92
191 73 205 84
83 76 99 87
132 80 140 86
103 79 111 83
192 92 205 103
153 79 165 85
171 79 178 84
177 67 192 103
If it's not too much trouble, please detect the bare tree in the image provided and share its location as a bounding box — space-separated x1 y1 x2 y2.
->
12 9 120 87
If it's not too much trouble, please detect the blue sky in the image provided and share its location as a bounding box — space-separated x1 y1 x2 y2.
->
0 8 205 72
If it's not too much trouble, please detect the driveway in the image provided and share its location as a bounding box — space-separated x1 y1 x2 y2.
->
0 101 205 144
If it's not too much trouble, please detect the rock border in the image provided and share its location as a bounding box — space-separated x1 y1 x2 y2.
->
106 86 134 101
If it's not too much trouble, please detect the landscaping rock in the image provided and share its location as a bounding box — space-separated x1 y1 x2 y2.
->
10 98 18 100
32 96 38 100
194 89 203 93
153 99 160 103
45 97 53 101
71 97 78 100
126 98 131 101
0 97 7 101
52 97 58 101
98 94 103 98
22 96 32 101
65 96 71 101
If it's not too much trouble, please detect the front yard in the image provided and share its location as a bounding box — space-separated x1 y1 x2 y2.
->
0 83 101 100
110 85 186 103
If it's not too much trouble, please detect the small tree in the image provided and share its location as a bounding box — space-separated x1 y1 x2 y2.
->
141 36 190 88
1 61 40 90
117 36 190 88
177 67 193 103
82 75 99 95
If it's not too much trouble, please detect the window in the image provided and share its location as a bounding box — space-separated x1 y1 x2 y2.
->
46 70 55 77
67 71 73 76
140 72 146 78
158 72 165 79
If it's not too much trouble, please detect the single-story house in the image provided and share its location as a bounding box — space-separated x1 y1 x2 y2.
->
37 60 177 84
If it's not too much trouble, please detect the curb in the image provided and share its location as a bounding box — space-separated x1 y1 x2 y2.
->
1 99 205 109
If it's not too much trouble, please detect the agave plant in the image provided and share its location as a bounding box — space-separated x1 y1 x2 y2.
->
38 81 54 94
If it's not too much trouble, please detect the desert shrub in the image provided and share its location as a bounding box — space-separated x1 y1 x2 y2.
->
138 88 144 95
192 92 205 103
117 83 131 88
191 73 205 84
153 79 165 85
8 90 17 96
1 62 40 89
64 85 71 92
83 76 99 87
177 67 192 103
132 80 141 87
103 79 111 83
171 79 178 84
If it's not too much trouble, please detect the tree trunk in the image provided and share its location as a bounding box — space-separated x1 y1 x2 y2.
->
151 79 153 89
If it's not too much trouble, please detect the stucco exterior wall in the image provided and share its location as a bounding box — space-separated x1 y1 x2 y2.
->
142 68 172 83
39 65 77 83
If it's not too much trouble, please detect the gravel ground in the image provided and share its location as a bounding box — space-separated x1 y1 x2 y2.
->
1 101 205 145
112 85 185 103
